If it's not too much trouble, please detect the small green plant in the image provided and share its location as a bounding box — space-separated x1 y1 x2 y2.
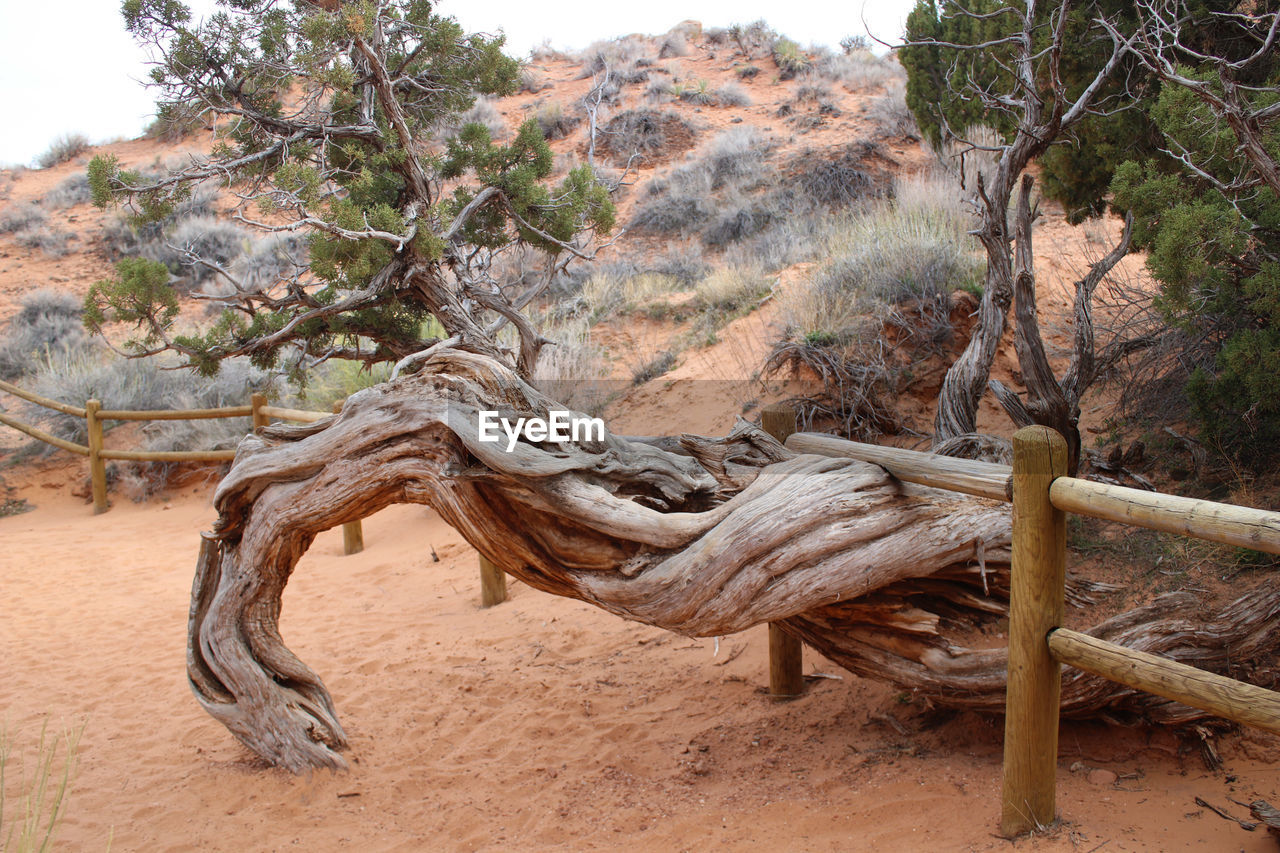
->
771 39 810 80
1 722 83 853
677 79 716 106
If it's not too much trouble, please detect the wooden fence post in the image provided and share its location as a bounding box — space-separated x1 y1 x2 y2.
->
1001 426 1069 837
332 399 364 556
479 554 507 607
761 403 804 698
251 392 268 430
85 399 108 515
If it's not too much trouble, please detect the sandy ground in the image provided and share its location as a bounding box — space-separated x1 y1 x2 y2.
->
2 473 1278 852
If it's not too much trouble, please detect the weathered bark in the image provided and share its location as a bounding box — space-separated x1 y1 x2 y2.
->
189 350 1280 771
984 176 1138 475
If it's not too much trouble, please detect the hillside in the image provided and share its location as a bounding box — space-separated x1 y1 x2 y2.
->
2 19 1277 853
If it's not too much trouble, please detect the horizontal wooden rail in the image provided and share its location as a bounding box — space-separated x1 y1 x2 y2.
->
97 405 254 421
258 405 330 424
1050 477 1280 555
0 410 90 456
786 432 1012 502
100 448 238 462
0 378 86 417
1048 628 1280 735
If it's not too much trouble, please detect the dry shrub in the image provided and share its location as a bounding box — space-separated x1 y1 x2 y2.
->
771 179 982 438
0 289 90 380
594 109 698 167
713 82 752 108
581 271 684 319
0 202 46 233
44 174 92 208
789 140 896 209
14 228 73 257
765 321 907 440
520 67 550 93
659 31 690 58
817 49 901 91
869 79 918 139
36 133 90 169
933 124 1003 202
694 265 771 311
577 35 653 79
535 101 581 140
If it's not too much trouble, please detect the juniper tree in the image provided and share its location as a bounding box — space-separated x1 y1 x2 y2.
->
898 1 1144 468
1106 0 1280 464
900 0 1160 222
85 0 614 379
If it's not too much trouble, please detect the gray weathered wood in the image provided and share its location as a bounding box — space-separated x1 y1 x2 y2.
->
787 433 1011 501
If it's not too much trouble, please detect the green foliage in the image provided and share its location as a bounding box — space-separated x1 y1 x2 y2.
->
899 0 1157 221
84 258 178 351
771 38 810 80
87 0 613 377
1110 54 1280 464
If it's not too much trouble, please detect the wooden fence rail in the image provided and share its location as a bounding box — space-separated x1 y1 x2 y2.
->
0 382 364 555
788 426 1280 837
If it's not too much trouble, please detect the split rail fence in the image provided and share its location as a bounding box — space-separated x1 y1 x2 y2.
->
0 379 365 555
787 424 1280 837
5 382 1279 833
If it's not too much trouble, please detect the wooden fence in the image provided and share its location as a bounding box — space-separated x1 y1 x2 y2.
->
0 379 364 555
789 425 1280 837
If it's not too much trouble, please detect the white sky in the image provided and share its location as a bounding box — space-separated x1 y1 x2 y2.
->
0 1 914 168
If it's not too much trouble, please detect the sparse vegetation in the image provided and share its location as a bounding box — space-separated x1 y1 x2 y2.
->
711 82 751 107
0 203 46 234
13 228 73 258
675 79 716 106
0 290 90 380
693 265 771 311
519 66 549 93
868 79 917 138
771 38 810 80
143 216 248 289
595 109 696 166
727 20 777 59
534 101 581 141
0 722 82 853
792 140 893 209
658 31 689 59
36 133 90 169
632 350 676 385
581 270 683 319
817 50 900 91
43 174 92 208
24 350 270 452
781 176 979 344
578 35 653 78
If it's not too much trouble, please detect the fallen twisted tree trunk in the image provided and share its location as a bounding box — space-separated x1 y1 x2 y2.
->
189 350 1280 771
